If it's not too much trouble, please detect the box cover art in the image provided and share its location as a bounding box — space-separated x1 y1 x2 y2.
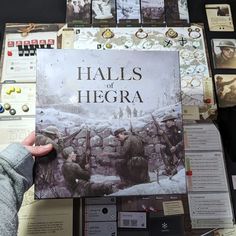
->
35 49 185 198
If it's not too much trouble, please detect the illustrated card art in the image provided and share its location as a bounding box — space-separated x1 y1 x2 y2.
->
206 4 234 32
215 74 236 107
35 49 186 198
212 39 236 69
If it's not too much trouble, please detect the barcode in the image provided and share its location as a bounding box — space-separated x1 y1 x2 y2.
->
131 220 137 226
122 219 138 227
123 219 129 226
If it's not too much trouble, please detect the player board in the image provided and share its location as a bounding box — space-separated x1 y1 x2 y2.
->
61 25 215 119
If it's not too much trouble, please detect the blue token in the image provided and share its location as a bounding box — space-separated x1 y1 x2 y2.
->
0 105 4 113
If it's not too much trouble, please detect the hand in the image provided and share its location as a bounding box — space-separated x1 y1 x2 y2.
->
22 132 53 158
158 130 164 135
170 146 176 153
85 163 90 170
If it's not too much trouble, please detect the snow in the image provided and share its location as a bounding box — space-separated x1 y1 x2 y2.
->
91 174 120 183
89 168 186 196
36 102 182 133
109 168 186 196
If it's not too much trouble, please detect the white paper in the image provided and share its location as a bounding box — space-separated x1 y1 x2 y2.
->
162 200 184 216
0 117 35 151
186 152 228 192
184 124 222 151
18 187 73 236
188 193 233 228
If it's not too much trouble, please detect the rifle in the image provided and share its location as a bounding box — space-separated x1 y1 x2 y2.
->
85 129 91 165
151 114 178 164
169 158 182 180
129 120 135 135
63 129 81 144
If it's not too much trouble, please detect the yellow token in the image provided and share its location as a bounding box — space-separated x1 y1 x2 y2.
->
10 86 15 92
15 87 21 93
106 43 112 49
102 29 114 39
165 28 178 38
6 89 12 95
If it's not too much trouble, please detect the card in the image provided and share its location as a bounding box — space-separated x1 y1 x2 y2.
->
182 105 200 120
188 193 234 229
141 0 165 26
214 74 236 108
84 222 117 236
85 204 117 222
66 0 92 26
185 151 228 192
92 0 116 26
212 39 236 69
116 0 141 26
206 4 234 32
184 123 222 152
61 28 75 49
149 215 185 236
118 212 147 228
164 0 189 26
178 0 189 24
162 200 184 216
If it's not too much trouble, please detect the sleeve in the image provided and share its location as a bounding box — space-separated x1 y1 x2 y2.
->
223 78 236 86
120 138 131 158
74 164 90 181
0 143 34 236
175 133 184 152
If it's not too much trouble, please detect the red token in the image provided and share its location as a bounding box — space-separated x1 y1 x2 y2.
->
186 170 192 176
7 51 13 56
204 98 211 103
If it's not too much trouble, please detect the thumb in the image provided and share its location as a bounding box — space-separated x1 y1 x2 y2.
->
24 144 54 157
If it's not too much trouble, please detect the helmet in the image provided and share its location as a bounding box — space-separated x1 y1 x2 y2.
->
62 146 74 158
217 40 236 48
162 114 176 122
216 76 223 81
114 128 126 137
42 126 60 136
